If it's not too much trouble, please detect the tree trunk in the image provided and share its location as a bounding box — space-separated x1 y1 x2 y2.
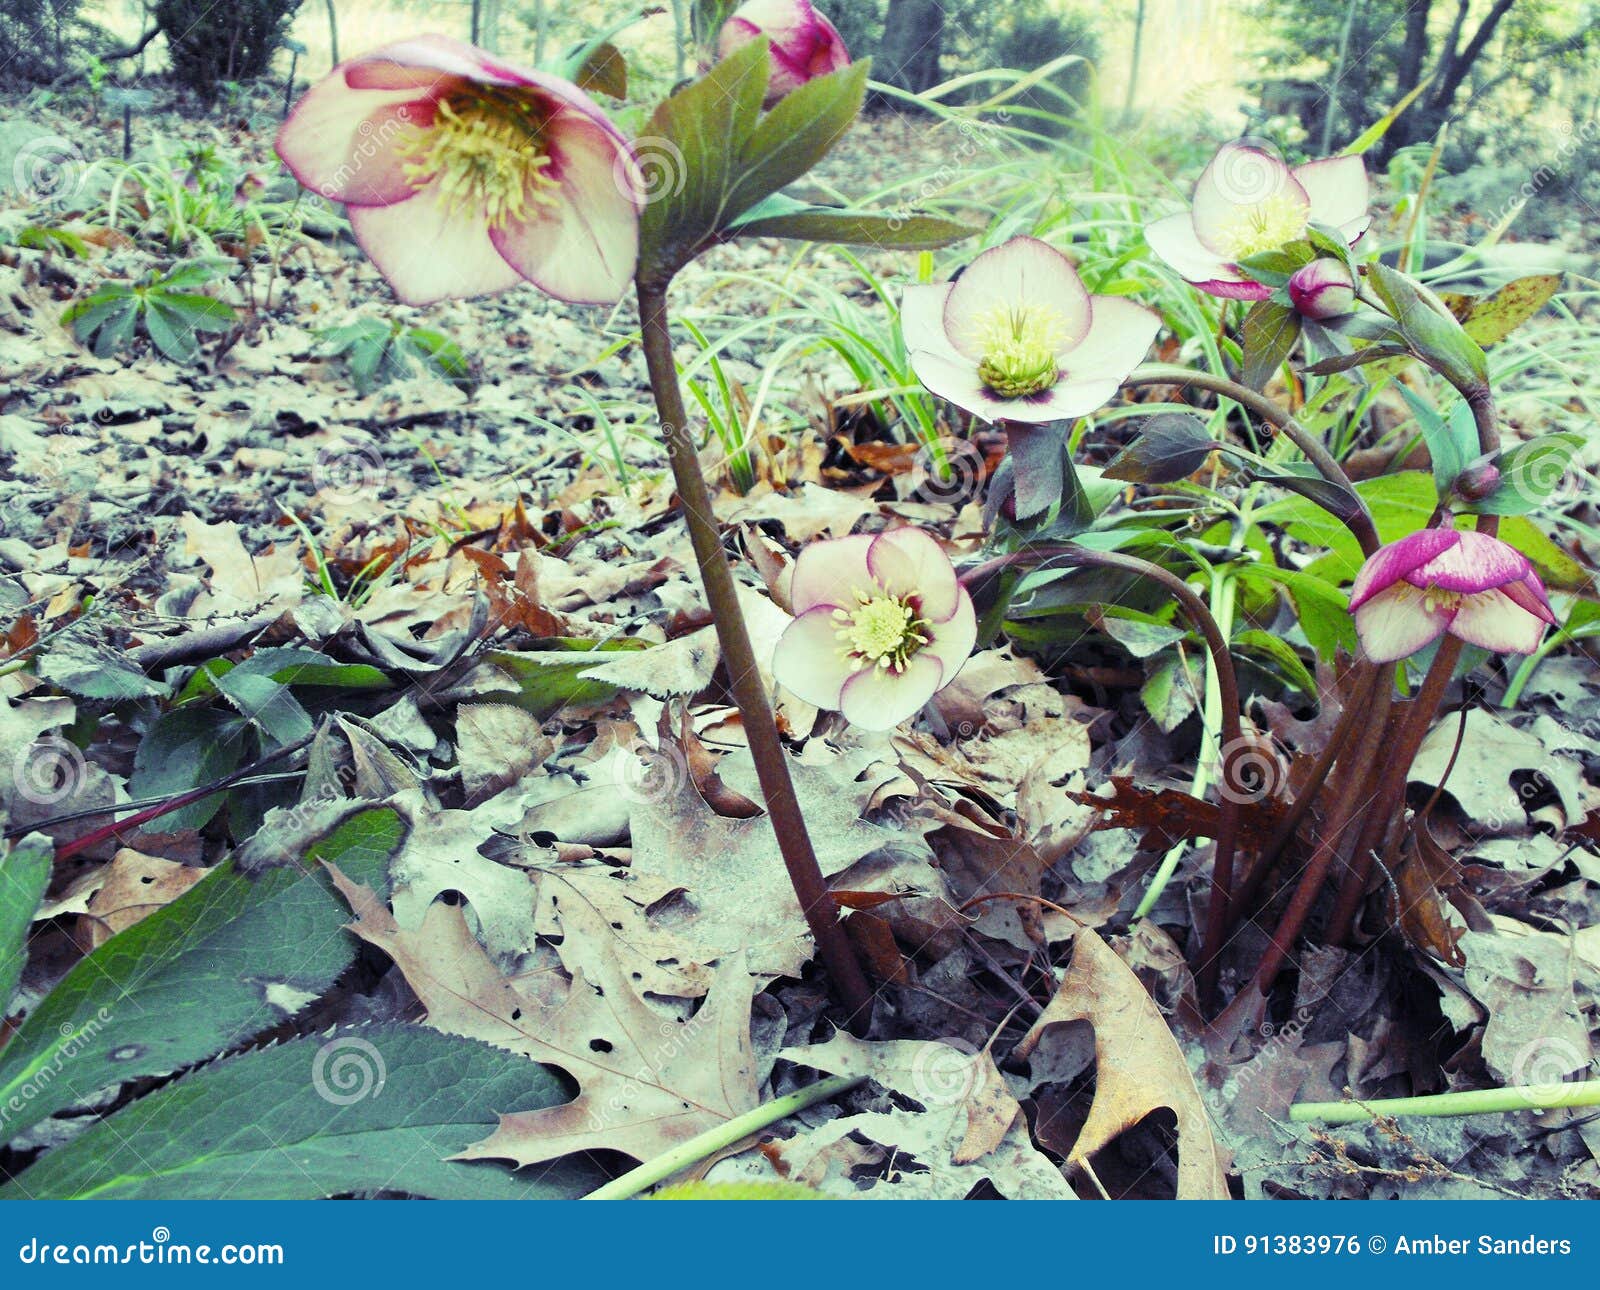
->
877 0 944 96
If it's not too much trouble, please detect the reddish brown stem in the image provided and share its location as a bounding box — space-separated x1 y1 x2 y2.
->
637 280 872 1032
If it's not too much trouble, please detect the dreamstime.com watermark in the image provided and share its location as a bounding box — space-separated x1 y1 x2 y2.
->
0 1008 113 1129
17 1227 284 1267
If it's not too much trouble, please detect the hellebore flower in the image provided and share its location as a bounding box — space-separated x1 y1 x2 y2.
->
1146 142 1369 301
901 236 1159 424
276 34 642 306
771 528 977 730
717 0 850 104
1348 528 1557 663
1287 257 1356 319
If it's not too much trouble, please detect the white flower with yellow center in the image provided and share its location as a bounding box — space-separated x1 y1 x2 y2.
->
900 236 1159 425
772 528 977 731
276 34 643 307
1145 142 1370 302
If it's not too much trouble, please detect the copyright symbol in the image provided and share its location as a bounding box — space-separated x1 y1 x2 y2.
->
1367 1236 1386 1254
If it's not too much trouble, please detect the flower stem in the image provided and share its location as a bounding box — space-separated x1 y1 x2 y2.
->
1121 364 1380 556
1290 1080 1600 1125
961 542 1242 1004
582 1074 866 1199
635 280 873 1032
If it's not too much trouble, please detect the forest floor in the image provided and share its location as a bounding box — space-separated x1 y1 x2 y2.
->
1 83 1598 1201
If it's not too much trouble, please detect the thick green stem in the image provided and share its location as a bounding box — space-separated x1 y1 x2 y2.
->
636 281 873 1031
1291 1080 1600 1125
1121 364 1381 556
583 1074 865 1199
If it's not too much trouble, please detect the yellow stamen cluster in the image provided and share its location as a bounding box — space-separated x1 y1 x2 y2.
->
1420 586 1465 614
969 303 1068 399
401 96 560 228
1210 190 1308 261
833 588 930 672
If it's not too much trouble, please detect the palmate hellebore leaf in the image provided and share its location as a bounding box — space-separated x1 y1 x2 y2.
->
1 1025 601 1200
0 807 404 1144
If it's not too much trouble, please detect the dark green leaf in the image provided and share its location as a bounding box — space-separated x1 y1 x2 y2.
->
727 197 973 250
0 808 405 1144
1241 299 1301 391
1 1025 600 1200
0 837 51 1015
129 707 250 831
1103 412 1217 484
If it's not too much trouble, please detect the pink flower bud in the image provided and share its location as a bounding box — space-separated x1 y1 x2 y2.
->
717 0 850 104
1287 257 1356 319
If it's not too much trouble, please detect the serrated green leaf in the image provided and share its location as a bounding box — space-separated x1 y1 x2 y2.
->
129 707 250 831
143 298 198 362
1393 382 1475 496
1368 262 1487 390
638 45 869 283
1 837 51 1015
1464 432 1584 516
1233 628 1317 697
468 640 653 718
1 1025 599 1200
0 808 405 1144
1141 654 1197 733
637 40 770 283
1242 299 1301 391
36 637 168 702
1442 274 1561 346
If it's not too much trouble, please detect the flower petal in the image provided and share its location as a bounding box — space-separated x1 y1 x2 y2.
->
1063 296 1159 383
1144 212 1236 283
488 112 641 305
1406 528 1533 594
944 237 1090 359
1353 584 1451 663
789 533 873 614
275 75 442 206
1291 155 1369 233
867 527 961 622
348 187 523 304
1348 529 1461 611
1447 588 1550 655
1498 573 1558 626
838 655 943 730
771 606 858 707
1192 143 1307 255
900 283 964 364
907 347 1009 421
922 589 977 684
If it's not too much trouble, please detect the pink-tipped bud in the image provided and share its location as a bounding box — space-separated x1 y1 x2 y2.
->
1287 257 1356 320
717 0 851 104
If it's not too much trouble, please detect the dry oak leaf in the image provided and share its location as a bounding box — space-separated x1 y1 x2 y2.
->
82 849 208 948
1017 929 1231 1199
785 1031 1021 1166
328 865 759 1167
